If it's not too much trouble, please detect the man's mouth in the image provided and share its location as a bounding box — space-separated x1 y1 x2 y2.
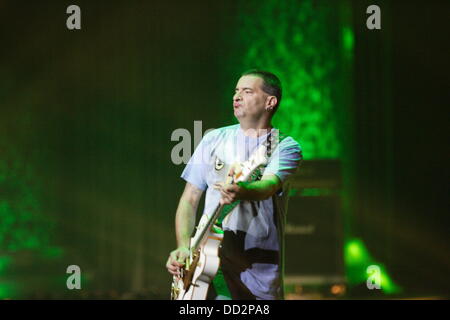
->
233 104 241 108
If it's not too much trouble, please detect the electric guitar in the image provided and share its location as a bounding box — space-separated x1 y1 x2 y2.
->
170 141 272 300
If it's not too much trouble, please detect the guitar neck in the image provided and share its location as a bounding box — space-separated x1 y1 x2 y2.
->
191 202 224 251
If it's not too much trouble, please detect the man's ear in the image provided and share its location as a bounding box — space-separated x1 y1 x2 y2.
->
266 96 277 111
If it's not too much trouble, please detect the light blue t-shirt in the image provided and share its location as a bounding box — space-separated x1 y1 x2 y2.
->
181 124 302 299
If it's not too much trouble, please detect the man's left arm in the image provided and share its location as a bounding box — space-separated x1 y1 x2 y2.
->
215 138 302 205
215 173 282 205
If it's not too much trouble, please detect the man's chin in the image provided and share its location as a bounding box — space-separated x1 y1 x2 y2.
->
234 110 244 118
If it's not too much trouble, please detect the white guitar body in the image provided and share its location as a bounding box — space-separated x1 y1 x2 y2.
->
172 215 223 300
171 136 276 300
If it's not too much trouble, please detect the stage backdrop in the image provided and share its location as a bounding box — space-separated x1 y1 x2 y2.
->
0 0 448 299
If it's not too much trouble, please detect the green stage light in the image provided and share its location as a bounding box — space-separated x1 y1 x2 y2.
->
342 26 354 57
345 238 401 294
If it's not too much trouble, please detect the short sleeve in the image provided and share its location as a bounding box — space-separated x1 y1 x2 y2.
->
180 131 216 191
263 137 302 183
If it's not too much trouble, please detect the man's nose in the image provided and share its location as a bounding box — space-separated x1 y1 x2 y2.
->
233 93 241 101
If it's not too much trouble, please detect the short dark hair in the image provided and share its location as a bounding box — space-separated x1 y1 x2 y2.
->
241 69 282 109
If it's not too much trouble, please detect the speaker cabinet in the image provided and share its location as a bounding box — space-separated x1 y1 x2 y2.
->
285 195 344 280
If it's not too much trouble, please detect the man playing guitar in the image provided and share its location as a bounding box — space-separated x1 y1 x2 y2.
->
166 70 302 300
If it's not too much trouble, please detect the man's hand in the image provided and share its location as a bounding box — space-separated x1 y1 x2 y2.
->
214 182 244 205
166 246 190 278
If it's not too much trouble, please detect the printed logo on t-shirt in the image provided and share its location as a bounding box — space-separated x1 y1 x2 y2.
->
214 156 225 171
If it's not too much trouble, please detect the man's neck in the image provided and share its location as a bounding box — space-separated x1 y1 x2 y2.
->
239 120 273 138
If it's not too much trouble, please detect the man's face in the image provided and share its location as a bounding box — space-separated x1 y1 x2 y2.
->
233 75 269 120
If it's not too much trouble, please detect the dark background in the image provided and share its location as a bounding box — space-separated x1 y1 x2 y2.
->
0 0 448 299
352 0 449 296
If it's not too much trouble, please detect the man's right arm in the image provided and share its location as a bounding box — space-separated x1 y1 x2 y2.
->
166 182 204 276
175 182 204 248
